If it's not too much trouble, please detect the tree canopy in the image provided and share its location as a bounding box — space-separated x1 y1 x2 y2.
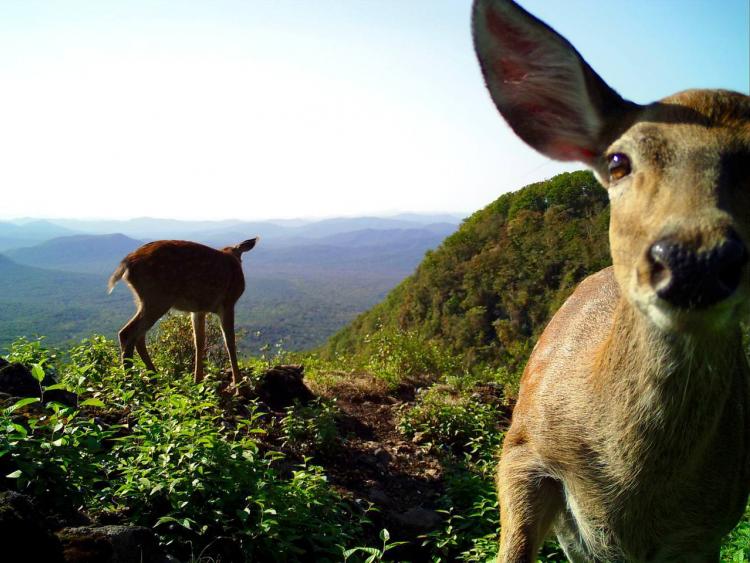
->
324 171 612 381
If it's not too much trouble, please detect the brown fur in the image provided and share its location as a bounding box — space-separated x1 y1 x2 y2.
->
109 238 258 385
472 0 750 560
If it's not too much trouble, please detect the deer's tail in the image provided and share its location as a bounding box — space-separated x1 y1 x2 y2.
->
107 261 128 294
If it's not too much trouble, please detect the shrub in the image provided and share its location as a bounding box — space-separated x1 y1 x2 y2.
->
364 327 460 386
398 386 504 469
6 336 58 370
279 398 340 457
64 335 120 390
0 397 115 513
2 335 376 561
147 313 235 379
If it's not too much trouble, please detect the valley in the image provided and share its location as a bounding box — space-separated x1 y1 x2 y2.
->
0 214 461 353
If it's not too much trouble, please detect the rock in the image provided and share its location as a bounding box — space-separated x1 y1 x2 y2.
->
0 361 78 407
373 448 392 465
0 491 65 562
424 468 441 479
255 364 314 410
0 356 8 369
44 388 79 408
368 487 392 507
391 507 443 533
0 362 42 398
358 453 379 468
57 525 163 563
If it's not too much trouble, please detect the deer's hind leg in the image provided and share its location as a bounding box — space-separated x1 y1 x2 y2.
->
191 312 206 383
135 336 157 373
118 299 170 372
498 440 563 562
218 305 241 386
119 308 143 370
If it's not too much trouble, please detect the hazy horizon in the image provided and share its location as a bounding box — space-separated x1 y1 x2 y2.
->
2 210 467 224
2 1 748 221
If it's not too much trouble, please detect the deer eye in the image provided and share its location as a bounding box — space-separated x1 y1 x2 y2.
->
607 153 631 182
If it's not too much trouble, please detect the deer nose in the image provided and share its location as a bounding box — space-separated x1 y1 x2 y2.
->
649 233 748 309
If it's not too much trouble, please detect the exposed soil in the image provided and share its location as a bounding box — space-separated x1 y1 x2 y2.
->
318 373 445 518
246 368 452 559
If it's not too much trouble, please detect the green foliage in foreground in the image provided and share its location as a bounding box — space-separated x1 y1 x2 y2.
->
0 335 370 561
397 383 504 560
2 323 750 561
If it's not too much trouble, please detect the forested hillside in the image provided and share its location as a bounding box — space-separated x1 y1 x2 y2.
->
325 171 612 384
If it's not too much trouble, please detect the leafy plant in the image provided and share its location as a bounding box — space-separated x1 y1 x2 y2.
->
0 396 117 511
148 313 235 379
398 385 504 468
343 529 405 562
279 398 340 457
6 336 58 370
363 327 460 386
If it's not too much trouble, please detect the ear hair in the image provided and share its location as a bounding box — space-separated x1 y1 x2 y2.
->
472 0 638 167
237 237 259 253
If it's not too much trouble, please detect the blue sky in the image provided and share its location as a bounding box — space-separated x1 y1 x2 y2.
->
0 1 747 220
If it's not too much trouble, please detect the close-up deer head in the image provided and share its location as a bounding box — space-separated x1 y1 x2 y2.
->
472 0 750 559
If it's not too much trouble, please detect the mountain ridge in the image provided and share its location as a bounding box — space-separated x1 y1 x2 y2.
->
323 170 612 382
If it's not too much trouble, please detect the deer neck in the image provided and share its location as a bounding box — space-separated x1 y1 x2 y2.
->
595 298 745 459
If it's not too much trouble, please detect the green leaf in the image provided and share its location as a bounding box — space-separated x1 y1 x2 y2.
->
6 397 40 412
80 398 105 408
43 383 68 392
6 470 22 479
8 423 28 437
154 516 179 527
31 364 45 382
343 547 380 557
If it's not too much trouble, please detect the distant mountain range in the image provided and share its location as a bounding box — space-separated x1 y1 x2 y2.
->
0 220 78 251
0 214 462 249
0 254 132 347
5 234 145 274
0 214 463 352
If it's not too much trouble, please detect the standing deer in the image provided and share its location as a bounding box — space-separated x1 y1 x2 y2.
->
108 238 259 386
472 0 750 560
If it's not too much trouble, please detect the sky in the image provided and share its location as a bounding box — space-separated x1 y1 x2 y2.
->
1 1 748 221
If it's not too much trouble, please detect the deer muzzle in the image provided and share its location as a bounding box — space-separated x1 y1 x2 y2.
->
648 232 748 309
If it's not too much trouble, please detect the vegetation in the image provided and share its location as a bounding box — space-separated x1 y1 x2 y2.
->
0 335 376 560
325 171 611 393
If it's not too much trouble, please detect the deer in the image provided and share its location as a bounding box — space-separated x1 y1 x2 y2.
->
108 237 259 388
472 0 750 560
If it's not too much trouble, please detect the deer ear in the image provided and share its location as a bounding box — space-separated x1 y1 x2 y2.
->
472 0 637 166
237 237 259 253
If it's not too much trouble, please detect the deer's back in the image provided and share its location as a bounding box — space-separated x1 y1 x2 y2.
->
123 240 245 313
